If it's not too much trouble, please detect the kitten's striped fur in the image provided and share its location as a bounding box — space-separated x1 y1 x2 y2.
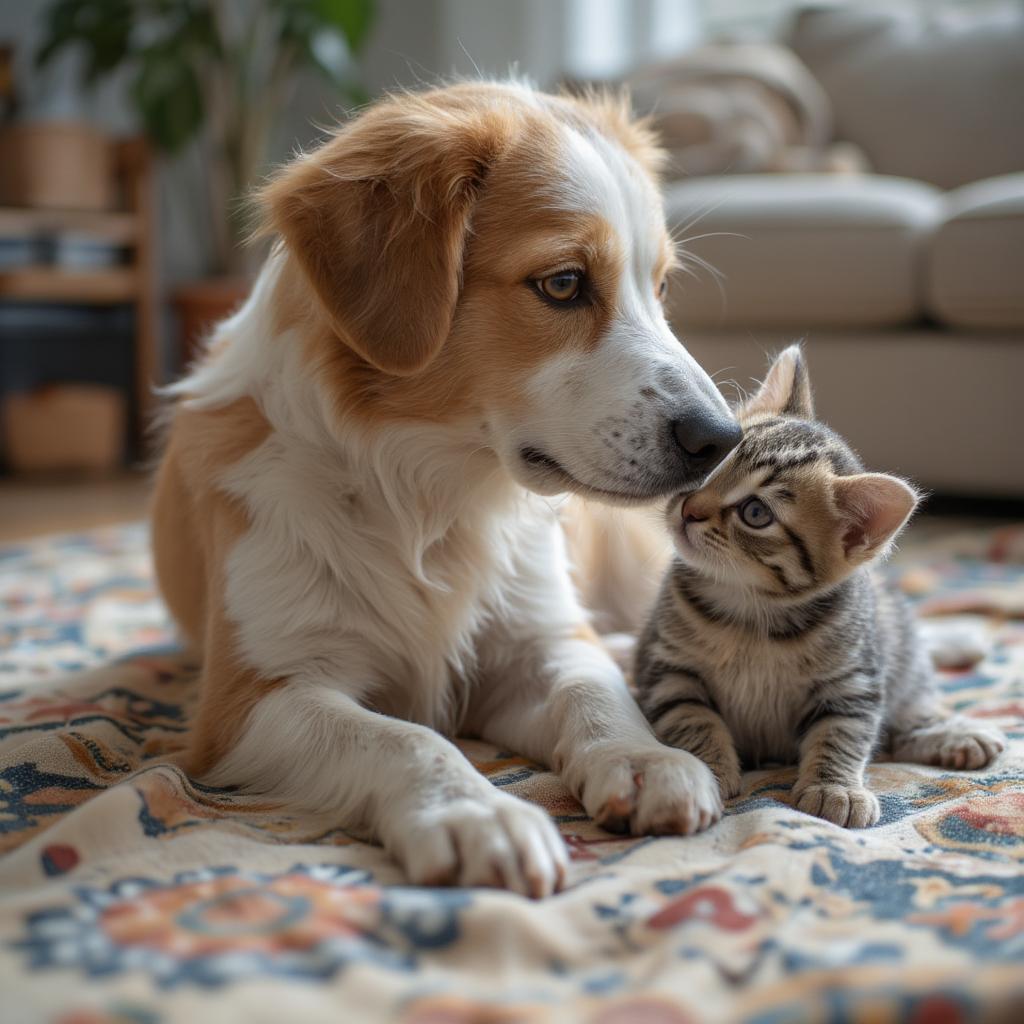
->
636 346 1004 829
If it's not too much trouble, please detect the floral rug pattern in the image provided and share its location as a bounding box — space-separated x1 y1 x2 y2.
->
1 523 1023 1023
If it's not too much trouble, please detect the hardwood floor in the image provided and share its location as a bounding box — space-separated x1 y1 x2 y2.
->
0 472 152 543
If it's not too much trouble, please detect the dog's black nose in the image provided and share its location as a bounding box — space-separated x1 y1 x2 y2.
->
673 411 742 472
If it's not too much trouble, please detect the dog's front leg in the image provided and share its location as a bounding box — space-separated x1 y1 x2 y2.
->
472 633 723 835
204 679 567 896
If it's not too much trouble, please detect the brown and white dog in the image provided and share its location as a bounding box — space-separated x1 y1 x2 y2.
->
152 82 741 897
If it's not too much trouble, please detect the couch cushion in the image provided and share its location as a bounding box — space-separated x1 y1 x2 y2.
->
788 5 1024 190
664 174 942 329
926 174 1024 330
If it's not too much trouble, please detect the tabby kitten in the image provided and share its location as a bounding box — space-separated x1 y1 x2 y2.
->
636 346 1004 829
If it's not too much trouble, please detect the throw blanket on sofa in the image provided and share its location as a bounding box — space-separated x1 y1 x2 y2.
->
625 43 869 178
2 524 1023 1022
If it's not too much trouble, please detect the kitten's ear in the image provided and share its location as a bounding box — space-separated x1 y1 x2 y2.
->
739 345 814 421
833 473 919 564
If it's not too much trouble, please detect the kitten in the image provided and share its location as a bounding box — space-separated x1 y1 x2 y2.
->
635 346 1005 829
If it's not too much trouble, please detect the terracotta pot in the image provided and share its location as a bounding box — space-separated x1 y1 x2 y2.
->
172 277 251 370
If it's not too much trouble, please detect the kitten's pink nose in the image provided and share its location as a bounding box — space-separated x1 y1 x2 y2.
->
682 497 713 524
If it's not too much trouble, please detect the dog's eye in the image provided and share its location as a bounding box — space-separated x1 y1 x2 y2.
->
537 271 581 303
738 496 774 529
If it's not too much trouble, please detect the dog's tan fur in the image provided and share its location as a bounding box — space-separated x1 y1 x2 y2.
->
152 397 285 774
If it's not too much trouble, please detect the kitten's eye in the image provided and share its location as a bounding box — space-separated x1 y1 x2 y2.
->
656 278 668 301
537 271 582 303
738 496 774 529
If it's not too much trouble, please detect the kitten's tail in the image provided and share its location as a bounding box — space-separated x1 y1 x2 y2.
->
561 498 672 636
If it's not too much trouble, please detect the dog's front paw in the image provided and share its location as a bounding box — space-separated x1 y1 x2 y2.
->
391 790 568 898
576 744 723 836
794 782 880 829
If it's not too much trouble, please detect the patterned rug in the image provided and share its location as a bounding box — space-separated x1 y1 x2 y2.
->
1 522 1023 1023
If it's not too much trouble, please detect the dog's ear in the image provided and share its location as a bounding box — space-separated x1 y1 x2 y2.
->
738 345 814 421
261 96 512 376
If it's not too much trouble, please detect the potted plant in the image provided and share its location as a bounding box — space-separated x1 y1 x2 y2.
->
37 0 375 364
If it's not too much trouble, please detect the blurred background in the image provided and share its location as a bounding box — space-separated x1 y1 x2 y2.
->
0 0 1021 538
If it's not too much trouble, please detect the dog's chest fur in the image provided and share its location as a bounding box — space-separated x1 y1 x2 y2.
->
217 424 531 732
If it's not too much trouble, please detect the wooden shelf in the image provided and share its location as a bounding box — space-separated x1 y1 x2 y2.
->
0 266 137 304
0 138 159 456
0 207 138 244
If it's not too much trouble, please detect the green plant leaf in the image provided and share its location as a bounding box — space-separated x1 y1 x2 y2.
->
36 1 82 67
130 45 203 153
312 0 375 53
36 0 135 82
176 1 223 58
35 0 374 159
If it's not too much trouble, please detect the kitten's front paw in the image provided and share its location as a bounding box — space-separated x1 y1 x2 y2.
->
892 718 1005 770
793 782 880 829
715 761 743 801
938 726 1006 770
574 744 723 836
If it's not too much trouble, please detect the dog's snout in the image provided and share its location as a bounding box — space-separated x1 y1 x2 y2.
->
672 412 742 473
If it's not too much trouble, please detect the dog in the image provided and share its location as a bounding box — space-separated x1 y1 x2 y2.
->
152 82 741 897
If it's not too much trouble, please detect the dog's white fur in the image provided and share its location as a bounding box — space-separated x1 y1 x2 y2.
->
154 83 738 897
